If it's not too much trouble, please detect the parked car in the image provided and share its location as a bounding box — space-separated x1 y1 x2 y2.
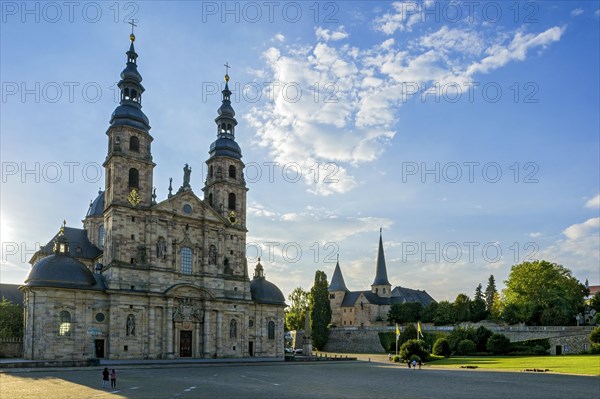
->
294 348 303 355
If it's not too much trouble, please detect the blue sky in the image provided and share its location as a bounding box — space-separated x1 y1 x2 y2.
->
1 1 599 301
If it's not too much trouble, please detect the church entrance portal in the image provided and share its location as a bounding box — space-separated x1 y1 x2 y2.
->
95 339 105 358
180 331 192 357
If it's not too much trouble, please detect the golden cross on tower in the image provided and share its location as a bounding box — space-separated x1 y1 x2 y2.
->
128 19 138 42
224 62 231 82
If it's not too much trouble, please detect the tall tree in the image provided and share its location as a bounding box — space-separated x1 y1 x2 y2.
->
387 302 423 324
310 270 332 350
453 294 472 322
284 287 309 331
484 275 497 312
471 284 488 322
503 260 587 325
433 301 456 326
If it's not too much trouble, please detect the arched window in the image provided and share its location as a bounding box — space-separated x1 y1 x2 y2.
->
208 193 213 207
228 165 236 179
98 225 105 248
209 165 214 178
59 311 71 336
128 168 139 188
129 136 140 152
267 321 275 340
181 247 192 275
227 123 232 133
208 245 217 265
230 319 237 339
228 193 236 210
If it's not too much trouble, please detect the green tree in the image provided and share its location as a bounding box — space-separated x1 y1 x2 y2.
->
310 270 332 350
0 299 23 338
398 324 418 346
484 275 497 313
433 301 456 326
590 291 600 312
453 294 472 322
456 339 476 355
421 302 438 323
399 339 429 361
473 326 493 352
432 337 451 357
387 302 423 324
470 284 488 322
486 333 511 355
284 287 309 331
503 260 586 325
589 326 600 344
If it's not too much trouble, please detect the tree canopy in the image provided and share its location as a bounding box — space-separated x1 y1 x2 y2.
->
310 270 331 350
503 260 586 325
0 299 23 338
285 287 309 331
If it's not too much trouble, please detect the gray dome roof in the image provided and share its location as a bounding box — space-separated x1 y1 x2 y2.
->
209 137 242 160
250 277 285 305
110 104 150 132
24 254 105 290
86 190 104 217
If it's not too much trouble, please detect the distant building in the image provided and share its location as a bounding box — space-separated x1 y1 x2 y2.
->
19 32 285 361
328 231 435 327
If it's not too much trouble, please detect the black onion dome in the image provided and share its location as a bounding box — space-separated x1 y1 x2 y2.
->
24 254 104 290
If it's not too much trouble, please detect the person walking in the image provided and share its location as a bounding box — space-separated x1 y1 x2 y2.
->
110 369 117 388
102 367 109 388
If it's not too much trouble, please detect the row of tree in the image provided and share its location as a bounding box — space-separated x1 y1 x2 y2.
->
388 261 594 326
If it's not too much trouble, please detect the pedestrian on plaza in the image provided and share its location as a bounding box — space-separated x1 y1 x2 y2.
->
110 369 117 388
388 353 392 362
411 359 417 369
407 360 411 369
102 367 109 388
418 360 422 370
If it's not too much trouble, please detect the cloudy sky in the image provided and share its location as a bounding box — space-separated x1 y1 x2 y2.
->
1 1 599 301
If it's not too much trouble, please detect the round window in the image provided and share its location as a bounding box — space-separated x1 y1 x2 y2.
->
183 204 192 214
95 313 105 322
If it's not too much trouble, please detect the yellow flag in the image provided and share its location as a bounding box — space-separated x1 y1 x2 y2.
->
395 323 400 339
417 321 423 338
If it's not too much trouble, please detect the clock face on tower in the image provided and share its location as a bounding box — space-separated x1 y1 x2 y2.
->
128 188 141 206
228 210 238 225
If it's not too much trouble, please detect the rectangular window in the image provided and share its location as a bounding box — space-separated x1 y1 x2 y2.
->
181 247 193 275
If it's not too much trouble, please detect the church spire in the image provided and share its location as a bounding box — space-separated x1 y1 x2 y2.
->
208 65 241 160
109 22 150 132
372 228 390 286
328 255 348 292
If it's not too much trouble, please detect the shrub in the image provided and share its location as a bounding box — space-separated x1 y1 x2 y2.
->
487 333 511 355
399 339 430 361
432 337 451 357
456 339 476 355
447 327 477 352
509 339 550 355
589 343 600 354
392 355 401 363
409 354 421 362
378 332 396 352
474 326 493 352
589 326 600 344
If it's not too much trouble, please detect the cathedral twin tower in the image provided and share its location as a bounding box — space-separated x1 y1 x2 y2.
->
21 32 285 361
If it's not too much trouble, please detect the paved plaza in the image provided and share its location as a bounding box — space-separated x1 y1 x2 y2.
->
1 359 598 399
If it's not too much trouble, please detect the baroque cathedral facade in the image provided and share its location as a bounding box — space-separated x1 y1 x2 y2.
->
20 32 286 360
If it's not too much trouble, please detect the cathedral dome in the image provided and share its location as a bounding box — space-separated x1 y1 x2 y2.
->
25 254 97 289
250 260 285 305
86 190 104 217
209 137 242 160
110 105 150 132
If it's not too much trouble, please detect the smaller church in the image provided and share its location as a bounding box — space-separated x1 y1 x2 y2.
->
328 231 435 327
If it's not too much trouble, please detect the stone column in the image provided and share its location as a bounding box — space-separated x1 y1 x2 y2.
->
203 310 211 358
166 299 174 359
148 306 155 358
216 310 222 357
195 323 201 358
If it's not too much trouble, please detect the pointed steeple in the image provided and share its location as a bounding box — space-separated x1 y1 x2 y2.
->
109 29 150 132
209 65 241 160
372 228 390 286
328 255 348 292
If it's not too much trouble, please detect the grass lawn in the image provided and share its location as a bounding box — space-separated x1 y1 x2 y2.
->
427 355 600 376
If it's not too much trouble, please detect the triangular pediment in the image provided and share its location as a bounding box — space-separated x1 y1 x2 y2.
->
152 190 227 223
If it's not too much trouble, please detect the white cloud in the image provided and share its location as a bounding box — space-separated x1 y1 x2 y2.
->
571 8 584 17
273 33 285 43
315 26 349 42
373 1 428 35
585 194 600 209
529 232 542 238
563 217 600 240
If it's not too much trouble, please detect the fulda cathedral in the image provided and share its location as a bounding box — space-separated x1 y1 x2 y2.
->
20 32 285 360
